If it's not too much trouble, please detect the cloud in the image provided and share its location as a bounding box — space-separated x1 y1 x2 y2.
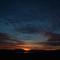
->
0 32 25 49
16 26 41 34
16 32 60 50
45 32 60 46
31 42 59 50
30 32 60 50
0 32 17 43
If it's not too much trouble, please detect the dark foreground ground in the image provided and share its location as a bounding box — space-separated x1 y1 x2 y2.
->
0 49 60 59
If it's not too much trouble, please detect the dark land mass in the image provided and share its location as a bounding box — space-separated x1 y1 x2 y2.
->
0 49 60 59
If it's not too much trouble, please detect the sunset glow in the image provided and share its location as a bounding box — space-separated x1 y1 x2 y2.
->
23 48 31 51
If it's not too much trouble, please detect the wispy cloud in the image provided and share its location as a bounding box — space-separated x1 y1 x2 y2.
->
25 32 60 50
0 32 60 50
0 33 25 49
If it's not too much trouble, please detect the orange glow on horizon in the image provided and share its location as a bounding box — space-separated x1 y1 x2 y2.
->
24 48 30 51
22 47 31 53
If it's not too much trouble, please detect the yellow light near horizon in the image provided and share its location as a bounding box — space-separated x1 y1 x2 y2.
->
22 47 31 53
24 48 30 51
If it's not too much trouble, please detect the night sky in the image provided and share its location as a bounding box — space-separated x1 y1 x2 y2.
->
0 0 60 50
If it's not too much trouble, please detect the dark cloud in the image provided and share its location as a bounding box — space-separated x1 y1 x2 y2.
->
16 26 41 34
0 32 24 44
33 32 60 47
48 33 60 46
0 32 25 49
44 32 60 46
46 41 60 46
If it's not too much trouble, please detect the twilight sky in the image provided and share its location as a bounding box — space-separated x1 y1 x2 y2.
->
0 0 60 45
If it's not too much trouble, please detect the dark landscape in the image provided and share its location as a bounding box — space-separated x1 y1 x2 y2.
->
0 49 60 59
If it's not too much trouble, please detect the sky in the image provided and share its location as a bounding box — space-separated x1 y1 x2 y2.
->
0 0 60 50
